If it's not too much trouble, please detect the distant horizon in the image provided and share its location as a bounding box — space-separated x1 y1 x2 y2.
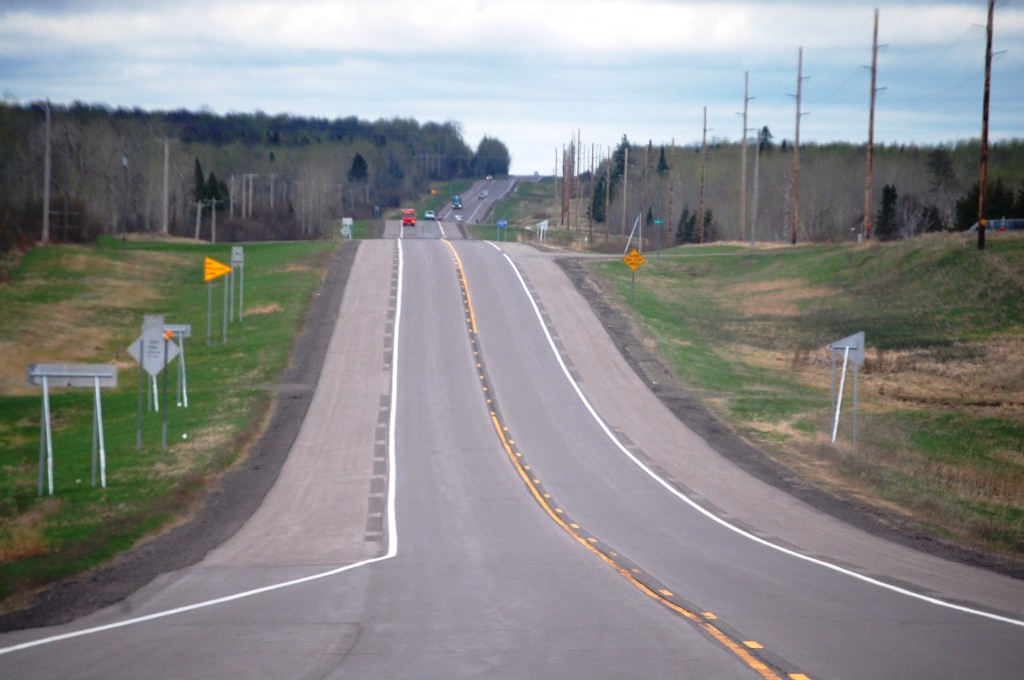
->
9 96 1018 174
2 1 1021 175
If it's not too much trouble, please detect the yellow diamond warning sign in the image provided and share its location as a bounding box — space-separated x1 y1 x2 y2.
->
623 248 646 272
204 256 232 282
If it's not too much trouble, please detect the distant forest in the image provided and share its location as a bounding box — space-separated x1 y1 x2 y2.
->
0 102 511 249
576 133 1024 245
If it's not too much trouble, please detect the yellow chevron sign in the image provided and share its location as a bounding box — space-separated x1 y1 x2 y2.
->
204 256 232 282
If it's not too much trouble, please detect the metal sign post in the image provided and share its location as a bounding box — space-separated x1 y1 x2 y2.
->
828 331 865 445
164 323 192 407
536 219 548 242
231 246 245 323
26 364 118 494
127 315 180 450
204 256 232 344
623 248 646 305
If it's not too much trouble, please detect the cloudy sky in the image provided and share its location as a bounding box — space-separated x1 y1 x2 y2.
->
2 0 1022 175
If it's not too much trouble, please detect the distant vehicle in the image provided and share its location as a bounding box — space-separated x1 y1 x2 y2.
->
401 208 416 227
968 218 1024 232
455 215 463 223
479 190 488 199
486 175 492 180
425 210 436 220
452 195 462 210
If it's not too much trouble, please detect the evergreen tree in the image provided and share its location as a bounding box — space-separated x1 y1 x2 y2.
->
876 184 899 240
472 137 510 177
656 146 669 174
347 152 368 183
955 179 1017 230
758 126 774 154
205 172 228 209
676 206 697 244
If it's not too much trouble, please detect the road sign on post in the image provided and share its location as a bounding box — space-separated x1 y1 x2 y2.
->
164 323 192 407
204 256 232 344
623 248 646 304
128 315 179 450
623 248 646 271
231 246 244 322
828 331 865 445
26 363 118 494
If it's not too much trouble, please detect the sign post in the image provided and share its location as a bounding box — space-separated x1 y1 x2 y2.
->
164 323 192 407
828 331 865 445
204 256 232 344
127 315 180 450
623 248 646 304
26 364 118 494
231 246 244 323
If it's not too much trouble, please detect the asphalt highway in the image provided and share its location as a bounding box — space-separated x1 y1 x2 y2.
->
2 229 1023 678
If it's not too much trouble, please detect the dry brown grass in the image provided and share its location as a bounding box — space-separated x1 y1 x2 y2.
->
0 247 184 395
0 498 60 561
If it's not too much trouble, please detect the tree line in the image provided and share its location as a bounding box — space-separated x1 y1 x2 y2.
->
0 102 511 251
577 133 1024 247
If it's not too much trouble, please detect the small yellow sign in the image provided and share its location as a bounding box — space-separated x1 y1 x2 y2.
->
623 248 646 272
204 256 232 282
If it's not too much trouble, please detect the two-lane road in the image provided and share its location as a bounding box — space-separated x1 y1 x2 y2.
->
2 236 1023 678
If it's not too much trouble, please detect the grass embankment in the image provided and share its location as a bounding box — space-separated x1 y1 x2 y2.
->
0 235 337 611
593 235 1024 558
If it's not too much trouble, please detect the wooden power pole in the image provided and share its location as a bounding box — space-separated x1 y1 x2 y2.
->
699 107 708 244
739 72 751 242
978 0 995 251
791 47 806 245
863 9 879 241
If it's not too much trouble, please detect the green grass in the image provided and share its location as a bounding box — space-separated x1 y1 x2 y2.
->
589 234 1024 557
0 236 338 606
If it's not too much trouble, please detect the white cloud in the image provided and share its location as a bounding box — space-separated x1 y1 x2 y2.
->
1 0 1021 174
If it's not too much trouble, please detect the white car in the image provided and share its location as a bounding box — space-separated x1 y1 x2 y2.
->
424 210 436 220
455 215 463 223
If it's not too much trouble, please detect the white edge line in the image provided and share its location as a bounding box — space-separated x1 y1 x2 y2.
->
1 240 406 656
498 249 1024 629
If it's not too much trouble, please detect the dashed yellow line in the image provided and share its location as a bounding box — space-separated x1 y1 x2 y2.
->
444 239 795 680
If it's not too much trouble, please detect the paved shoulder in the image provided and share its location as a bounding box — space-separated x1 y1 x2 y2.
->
503 243 1024 619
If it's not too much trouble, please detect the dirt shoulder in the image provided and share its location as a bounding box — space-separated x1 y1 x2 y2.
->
554 254 1024 581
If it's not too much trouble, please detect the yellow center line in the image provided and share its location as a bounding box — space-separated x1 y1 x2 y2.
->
446 239 788 680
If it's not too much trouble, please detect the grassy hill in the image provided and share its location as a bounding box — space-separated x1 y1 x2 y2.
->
589 234 1024 559
0 235 339 612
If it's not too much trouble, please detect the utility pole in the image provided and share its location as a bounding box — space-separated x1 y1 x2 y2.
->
751 133 761 248
210 197 219 243
739 72 753 242
42 101 51 243
269 173 276 209
161 138 169 234
622 145 629 246
195 200 203 240
699 107 708 244
668 138 675 248
588 143 594 244
604 146 611 244
978 0 995 251
791 47 808 245
863 9 880 241
642 142 649 250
